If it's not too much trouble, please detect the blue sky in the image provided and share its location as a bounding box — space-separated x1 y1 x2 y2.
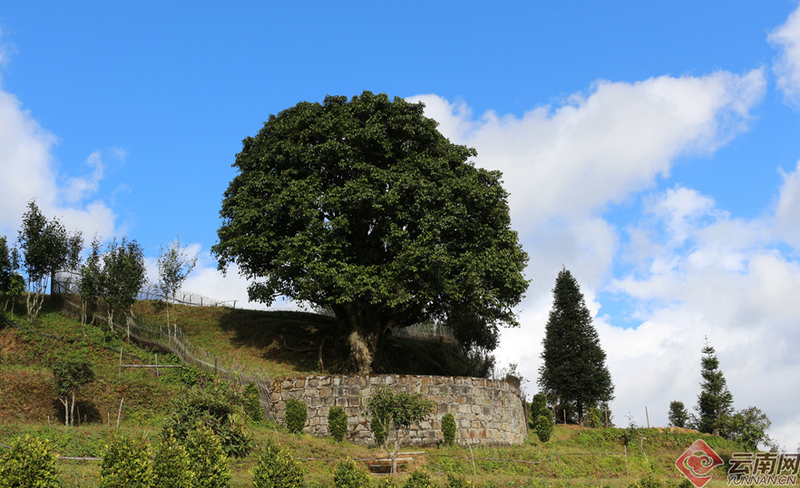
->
2 1 800 450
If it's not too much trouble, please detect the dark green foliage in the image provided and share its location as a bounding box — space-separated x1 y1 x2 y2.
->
695 339 734 434
212 91 528 374
100 433 153 488
668 401 689 428
244 382 265 423
333 458 370 488
184 424 231 488
153 430 193 488
0 236 23 315
370 415 387 447
18 200 83 323
251 441 305 488
285 398 308 434
50 353 95 426
534 414 554 443
441 412 456 446
161 383 252 458
538 268 614 426
723 406 773 451
0 435 60 488
403 469 435 488
328 405 348 442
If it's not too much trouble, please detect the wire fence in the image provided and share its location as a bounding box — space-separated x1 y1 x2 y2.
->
51 287 277 421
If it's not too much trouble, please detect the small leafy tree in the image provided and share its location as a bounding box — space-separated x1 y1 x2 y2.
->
723 406 774 451
0 435 60 488
18 200 82 323
184 424 231 488
445 474 473 488
100 433 153 488
285 398 307 434
157 236 198 326
668 401 689 428
251 441 305 488
328 405 348 442
441 413 456 446
334 458 370 488
365 387 437 474
529 392 554 442
153 430 193 488
78 236 103 327
99 237 147 329
50 353 95 426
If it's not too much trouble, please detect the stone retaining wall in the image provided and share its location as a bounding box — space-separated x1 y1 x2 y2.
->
271 374 527 446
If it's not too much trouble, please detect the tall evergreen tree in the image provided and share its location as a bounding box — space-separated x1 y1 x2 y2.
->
696 337 734 434
538 267 614 425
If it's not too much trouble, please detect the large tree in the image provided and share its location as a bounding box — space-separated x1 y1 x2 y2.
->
695 338 734 434
213 92 528 373
538 267 614 426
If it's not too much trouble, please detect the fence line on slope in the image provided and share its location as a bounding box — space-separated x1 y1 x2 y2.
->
56 294 276 421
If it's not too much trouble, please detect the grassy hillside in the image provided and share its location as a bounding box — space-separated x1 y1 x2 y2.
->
0 297 749 487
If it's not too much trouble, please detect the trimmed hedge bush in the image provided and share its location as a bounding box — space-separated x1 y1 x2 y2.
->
333 458 370 488
100 433 153 488
328 405 348 442
441 413 456 446
285 398 307 434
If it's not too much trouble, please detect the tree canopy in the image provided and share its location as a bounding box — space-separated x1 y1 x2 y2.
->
538 267 614 425
213 91 528 373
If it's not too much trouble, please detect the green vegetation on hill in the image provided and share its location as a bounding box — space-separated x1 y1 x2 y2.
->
0 297 750 487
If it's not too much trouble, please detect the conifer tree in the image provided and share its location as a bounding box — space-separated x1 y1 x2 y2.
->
695 338 734 434
538 267 614 425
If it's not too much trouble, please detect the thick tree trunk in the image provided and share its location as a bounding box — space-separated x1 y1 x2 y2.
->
332 303 392 374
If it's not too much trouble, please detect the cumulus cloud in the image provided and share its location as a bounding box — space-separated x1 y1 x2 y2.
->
770 4 800 107
410 70 766 233
0 83 118 241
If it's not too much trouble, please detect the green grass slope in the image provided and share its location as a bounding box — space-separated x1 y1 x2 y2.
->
0 297 750 487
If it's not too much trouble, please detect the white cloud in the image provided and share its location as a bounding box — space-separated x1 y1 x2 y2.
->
0 84 118 241
770 4 800 107
411 70 766 233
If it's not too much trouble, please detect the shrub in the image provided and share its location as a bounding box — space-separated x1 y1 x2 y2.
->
441 413 456 446
403 469 436 488
244 382 265 423
534 413 554 443
251 441 305 488
100 433 153 488
184 424 231 488
162 382 252 458
376 478 400 488
285 398 308 434
0 435 60 488
153 430 193 488
328 405 348 442
446 474 473 488
334 458 370 488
